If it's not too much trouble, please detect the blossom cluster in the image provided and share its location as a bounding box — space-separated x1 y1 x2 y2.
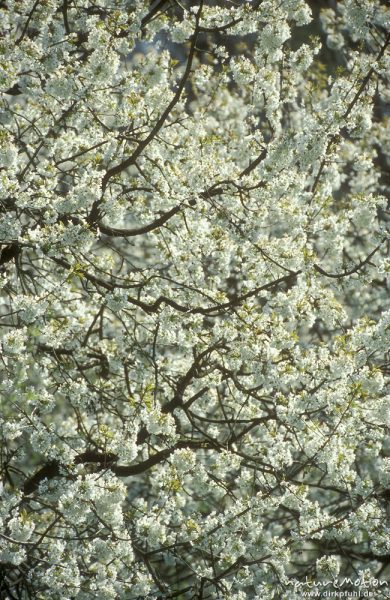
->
0 0 389 598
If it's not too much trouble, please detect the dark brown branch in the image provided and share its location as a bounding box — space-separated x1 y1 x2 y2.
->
199 17 242 34
16 0 41 44
23 441 217 494
240 147 267 178
61 0 71 35
93 187 221 239
96 1 203 200
52 257 300 316
141 0 170 30
314 244 382 279
137 343 223 444
342 32 390 121
311 32 390 195
98 205 182 237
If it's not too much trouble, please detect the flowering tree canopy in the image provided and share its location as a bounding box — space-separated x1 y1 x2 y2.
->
1 0 390 598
